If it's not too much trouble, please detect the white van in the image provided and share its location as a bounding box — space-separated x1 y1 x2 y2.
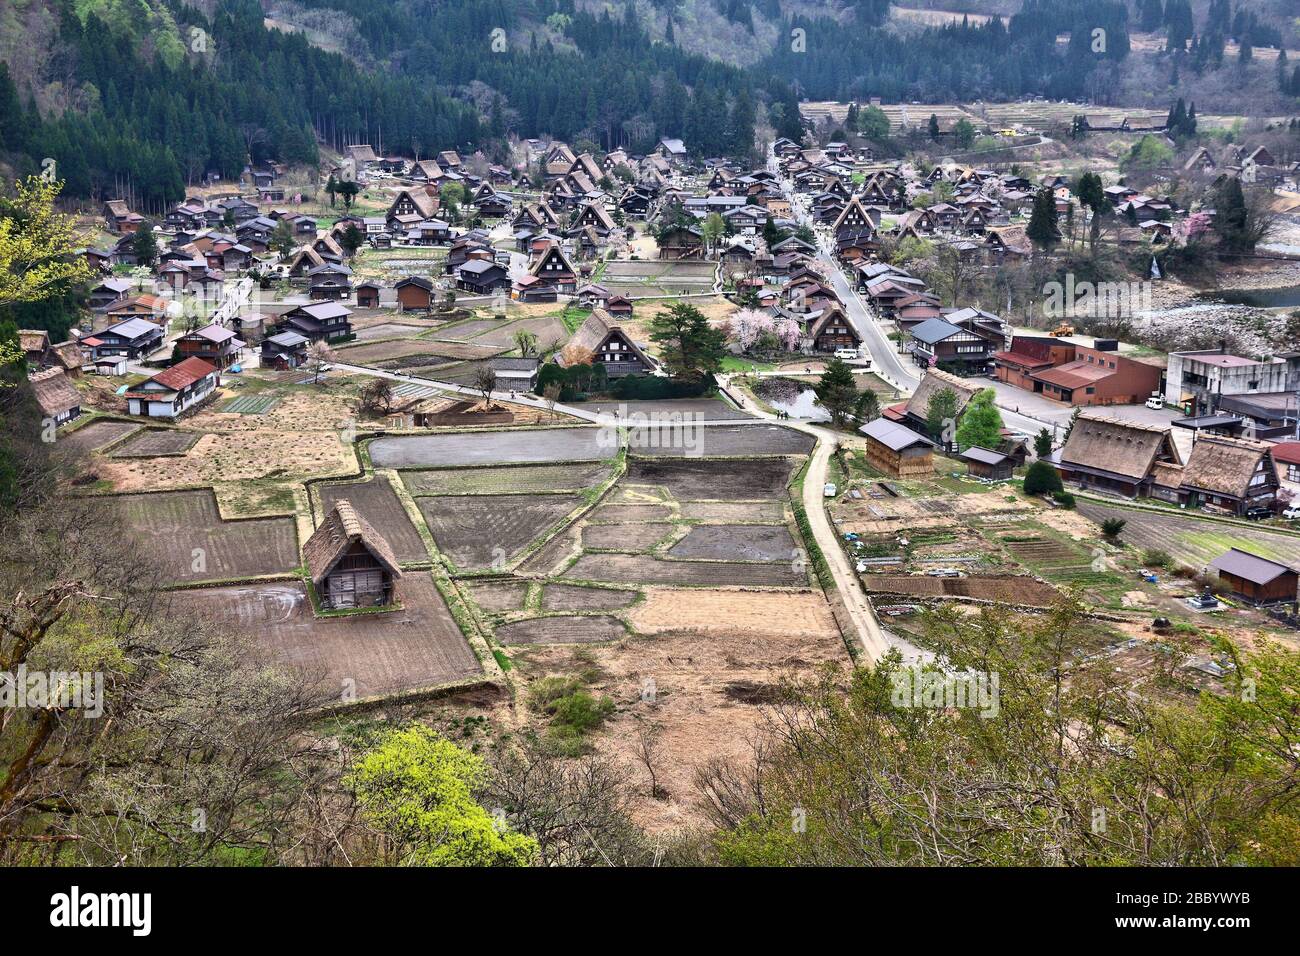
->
1144 392 1164 410
835 347 862 361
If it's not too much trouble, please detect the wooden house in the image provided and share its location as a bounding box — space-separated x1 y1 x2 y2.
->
561 309 654 378
1054 415 1182 498
1152 435 1280 517
29 368 82 426
261 331 309 369
529 244 577 294
859 418 935 478
1209 549 1297 606
355 281 382 309
279 302 353 343
395 276 434 312
85 318 164 361
959 445 1014 480
175 323 245 369
457 259 510 295
304 499 402 610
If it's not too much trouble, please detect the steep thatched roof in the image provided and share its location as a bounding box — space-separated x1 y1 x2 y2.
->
29 368 81 417
1058 414 1181 481
903 367 980 421
1179 435 1274 498
303 499 402 586
560 308 653 368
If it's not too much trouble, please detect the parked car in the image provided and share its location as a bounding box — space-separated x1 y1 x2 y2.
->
1244 506 1275 521
1283 506 1300 520
1145 392 1164 410
823 482 837 498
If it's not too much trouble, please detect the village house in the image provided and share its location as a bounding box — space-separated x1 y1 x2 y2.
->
1164 348 1300 418
858 418 936 478
103 199 144 234
1053 415 1182 498
261 331 309 369
124 357 221 419
807 307 861 354
530 244 577 294
278 302 353 343
560 309 655 378
457 259 511 295
885 367 981 446
959 445 1015 481
1149 435 1280 517
30 368 83 426
175 323 245 369
355 281 382 309
906 317 998 372
307 262 354 301
993 335 1078 390
303 499 402 610
1209 549 1298 606
394 276 435 312
83 317 165 361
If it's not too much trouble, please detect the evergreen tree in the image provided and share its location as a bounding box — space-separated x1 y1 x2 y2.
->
813 358 858 428
1026 187 1061 251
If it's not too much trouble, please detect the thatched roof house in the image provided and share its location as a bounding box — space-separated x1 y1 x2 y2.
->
1056 414 1181 497
901 367 980 438
304 499 402 609
29 368 82 425
1160 435 1279 516
558 308 654 378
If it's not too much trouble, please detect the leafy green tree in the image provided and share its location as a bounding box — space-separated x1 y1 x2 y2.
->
702 212 726 254
952 118 976 149
1023 459 1064 495
954 388 1003 450
339 224 365 257
1075 171 1112 250
337 179 360 211
925 386 959 442
928 113 940 141
648 302 727 381
857 105 891 141
347 725 538 867
325 175 338 208
813 357 858 428
854 387 880 424
269 219 296 258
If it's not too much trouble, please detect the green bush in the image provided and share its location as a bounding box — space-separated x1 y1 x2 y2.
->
1053 491 1076 509
1142 548 1172 568
1023 460 1064 495
1101 517 1127 540
608 373 712 400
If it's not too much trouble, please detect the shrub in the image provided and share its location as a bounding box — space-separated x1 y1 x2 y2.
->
1023 460 1063 495
1101 517 1127 540
1141 548 1172 568
1053 491 1076 509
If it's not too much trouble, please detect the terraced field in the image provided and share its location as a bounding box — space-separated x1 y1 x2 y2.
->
317 476 429 563
1077 503 1300 567
401 462 609 496
418 493 582 570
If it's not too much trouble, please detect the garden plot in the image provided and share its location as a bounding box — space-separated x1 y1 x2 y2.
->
602 260 716 296
183 576 481 700
351 322 439 342
335 338 500 365
402 462 609 496
316 476 429 563
220 394 280 414
464 579 530 612
628 422 814 457
496 615 626 646
431 318 509 341
1077 502 1300 567
102 489 298 583
563 553 806 587
668 524 799 563
590 503 675 522
541 584 640 612
55 419 139 457
625 457 797 500
581 522 674 551
370 427 608 467
680 501 787 523
861 573 1061 606
417 494 582 570
466 315 568 350
110 429 202 458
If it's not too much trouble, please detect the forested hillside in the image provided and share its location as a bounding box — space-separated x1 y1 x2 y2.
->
0 0 1296 214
